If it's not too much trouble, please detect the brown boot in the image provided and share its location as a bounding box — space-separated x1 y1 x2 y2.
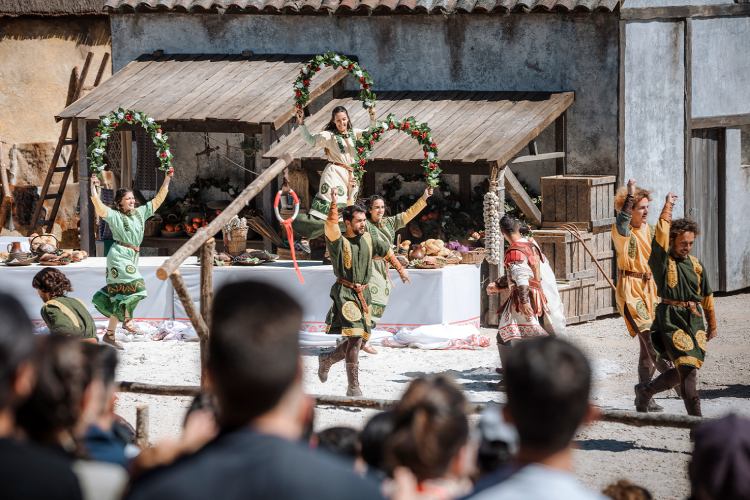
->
634 384 653 413
103 330 124 351
318 345 346 383
345 362 362 397
684 396 702 417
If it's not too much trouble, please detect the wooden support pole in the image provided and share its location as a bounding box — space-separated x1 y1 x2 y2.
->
136 405 149 448
503 167 542 227
78 119 94 254
555 111 568 175
157 154 291 280
170 271 210 385
200 238 215 329
486 167 506 327
0 139 11 229
116 382 707 430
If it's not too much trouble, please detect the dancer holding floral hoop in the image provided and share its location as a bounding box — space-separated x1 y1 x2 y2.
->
292 105 376 240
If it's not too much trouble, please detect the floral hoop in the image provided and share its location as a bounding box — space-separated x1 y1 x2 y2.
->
294 52 376 110
352 113 441 188
88 108 173 174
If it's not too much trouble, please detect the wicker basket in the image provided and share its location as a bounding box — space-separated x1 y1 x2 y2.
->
224 227 248 256
460 248 486 265
144 215 162 237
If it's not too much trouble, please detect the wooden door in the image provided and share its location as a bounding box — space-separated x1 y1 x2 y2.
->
686 129 724 290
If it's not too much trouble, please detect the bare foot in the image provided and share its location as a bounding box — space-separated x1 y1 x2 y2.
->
362 344 378 355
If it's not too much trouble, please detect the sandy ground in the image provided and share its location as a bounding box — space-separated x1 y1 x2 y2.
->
116 292 750 499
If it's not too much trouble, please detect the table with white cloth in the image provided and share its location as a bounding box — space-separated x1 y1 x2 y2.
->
2 257 481 331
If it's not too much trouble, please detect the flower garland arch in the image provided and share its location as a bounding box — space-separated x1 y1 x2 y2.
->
351 114 441 187
88 108 173 174
293 52 376 110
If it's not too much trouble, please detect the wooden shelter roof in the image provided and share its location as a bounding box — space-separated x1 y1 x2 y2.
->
104 0 619 15
57 54 347 130
265 91 574 167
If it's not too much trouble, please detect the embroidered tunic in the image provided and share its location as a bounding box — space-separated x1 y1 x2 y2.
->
90 184 168 321
648 218 715 369
324 213 391 341
366 197 427 323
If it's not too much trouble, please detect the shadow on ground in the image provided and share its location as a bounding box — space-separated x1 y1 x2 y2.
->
575 439 690 455
700 384 750 400
397 368 500 393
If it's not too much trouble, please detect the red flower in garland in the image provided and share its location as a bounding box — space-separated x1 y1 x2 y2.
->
429 163 437 170
373 132 379 139
95 131 101 137
369 140 375 147
303 80 310 86
424 151 429 158
412 130 420 137
359 159 367 166
160 152 168 158
357 147 364 154
315 67 321 72
404 122 410 129
421 132 428 139
430 142 437 149
125 114 132 122
295 90 302 97
389 123 395 129
359 77 366 84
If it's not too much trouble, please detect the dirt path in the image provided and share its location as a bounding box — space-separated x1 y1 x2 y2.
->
116 292 750 499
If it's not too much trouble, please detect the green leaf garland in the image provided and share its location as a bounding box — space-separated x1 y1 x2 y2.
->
88 108 173 174
294 52 376 110
352 113 441 188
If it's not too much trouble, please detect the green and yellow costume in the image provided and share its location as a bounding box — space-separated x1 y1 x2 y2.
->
366 197 427 323
41 296 96 339
324 206 392 342
91 184 168 322
649 215 716 369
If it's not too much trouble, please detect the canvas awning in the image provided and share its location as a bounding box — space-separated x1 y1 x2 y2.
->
264 91 574 170
57 53 348 132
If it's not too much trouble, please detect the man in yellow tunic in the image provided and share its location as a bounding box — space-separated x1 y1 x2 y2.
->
635 193 717 416
612 179 670 411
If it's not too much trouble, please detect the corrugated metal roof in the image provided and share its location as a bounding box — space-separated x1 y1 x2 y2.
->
57 54 347 129
0 0 105 16
264 91 574 166
104 0 620 14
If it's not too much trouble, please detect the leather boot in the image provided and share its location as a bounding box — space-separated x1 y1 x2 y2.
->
103 330 124 351
345 362 362 397
684 396 702 417
634 384 653 413
318 343 346 383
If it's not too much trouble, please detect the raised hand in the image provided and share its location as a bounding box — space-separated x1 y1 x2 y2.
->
486 282 499 295
627 178 636 196
422 186 433 200
665 192 678 205
295 107 304 125
330 189 337 207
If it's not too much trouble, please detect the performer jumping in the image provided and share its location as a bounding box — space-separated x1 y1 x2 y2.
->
90 170 172 349
635 193 717 416
317 191 409 396
292 106 376 240
486 215 565 371
361 187 432 354
612 179 671 412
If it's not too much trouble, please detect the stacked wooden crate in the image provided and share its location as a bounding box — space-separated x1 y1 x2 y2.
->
539 175 616 324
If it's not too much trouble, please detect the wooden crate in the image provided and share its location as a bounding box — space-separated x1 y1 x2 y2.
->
590 226 614 256
533 229 595 280
557 278 596 325
595 280 617 317
541 175 616 229
592 251 615 282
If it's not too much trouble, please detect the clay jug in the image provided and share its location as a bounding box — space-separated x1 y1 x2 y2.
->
7 241 22 253
409 244 425 261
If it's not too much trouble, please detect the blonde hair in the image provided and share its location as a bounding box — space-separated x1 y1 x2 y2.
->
614 186 652 212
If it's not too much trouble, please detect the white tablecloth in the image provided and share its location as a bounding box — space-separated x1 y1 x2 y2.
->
2 257 481 331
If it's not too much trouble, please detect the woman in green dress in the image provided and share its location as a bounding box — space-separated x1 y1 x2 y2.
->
90 170 172 349
362 186 432 353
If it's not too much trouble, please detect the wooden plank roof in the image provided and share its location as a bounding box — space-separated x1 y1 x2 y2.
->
104 0 620 15
264 91 574 167
57 54 347 129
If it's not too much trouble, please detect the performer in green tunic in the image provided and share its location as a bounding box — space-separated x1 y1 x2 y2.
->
360 187 432 354
634 192 717 416
32 268 96 340
318 191 410 396
90 170 172 349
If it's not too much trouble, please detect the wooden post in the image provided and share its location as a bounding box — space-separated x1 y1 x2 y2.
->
486 165 506 327
157 154 291 280
200 238 215 329
0 139 11 229
504 168 542 226
78 119 94 254
555 111 567 175
135 405 149 448
170 270 210 384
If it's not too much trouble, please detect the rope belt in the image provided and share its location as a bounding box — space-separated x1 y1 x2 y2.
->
661 298 701 316
619 269 652 281
115 241 140 252
337 278 369 315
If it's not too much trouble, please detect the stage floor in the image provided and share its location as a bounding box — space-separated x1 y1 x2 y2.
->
3 257 481 332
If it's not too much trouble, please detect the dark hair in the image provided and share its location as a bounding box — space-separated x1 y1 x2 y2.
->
342 204 366 224
360 410 395 472
670 218 700 241
81 343 118 390
500 215 522 236
505 337 591 453
316 426 360 461
324 106 353 134
365 195 386 219
0 294 35 410
113 188 134 213
385 375 469 481
17 336 86 446
32 268 73 298
603 479 653 500
209 281 303 429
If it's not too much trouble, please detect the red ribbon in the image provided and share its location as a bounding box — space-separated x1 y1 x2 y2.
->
274 189 304 284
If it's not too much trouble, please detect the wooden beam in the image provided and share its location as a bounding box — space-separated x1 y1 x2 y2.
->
684 19 693 227
617 19 626 187
511 152 565 164
200 238 215 329
527 140 538 156
555 111 567 175
157 154 291 280
78 119 94 254
503 167 542 226
691 113 750 130
170 270 209 384
135 405 149 448
620 3 750 20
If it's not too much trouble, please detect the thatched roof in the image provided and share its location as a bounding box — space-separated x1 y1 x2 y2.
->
0 0 106 17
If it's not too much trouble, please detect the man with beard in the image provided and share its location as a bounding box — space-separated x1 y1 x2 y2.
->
318 192 410 397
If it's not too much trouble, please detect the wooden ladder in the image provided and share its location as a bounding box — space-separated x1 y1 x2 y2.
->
32 51 110 233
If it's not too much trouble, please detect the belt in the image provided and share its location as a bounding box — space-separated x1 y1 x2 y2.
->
332 162 354 172
661 298 701 315
115 241 140 252
619 269 652 281
337 278 369 315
